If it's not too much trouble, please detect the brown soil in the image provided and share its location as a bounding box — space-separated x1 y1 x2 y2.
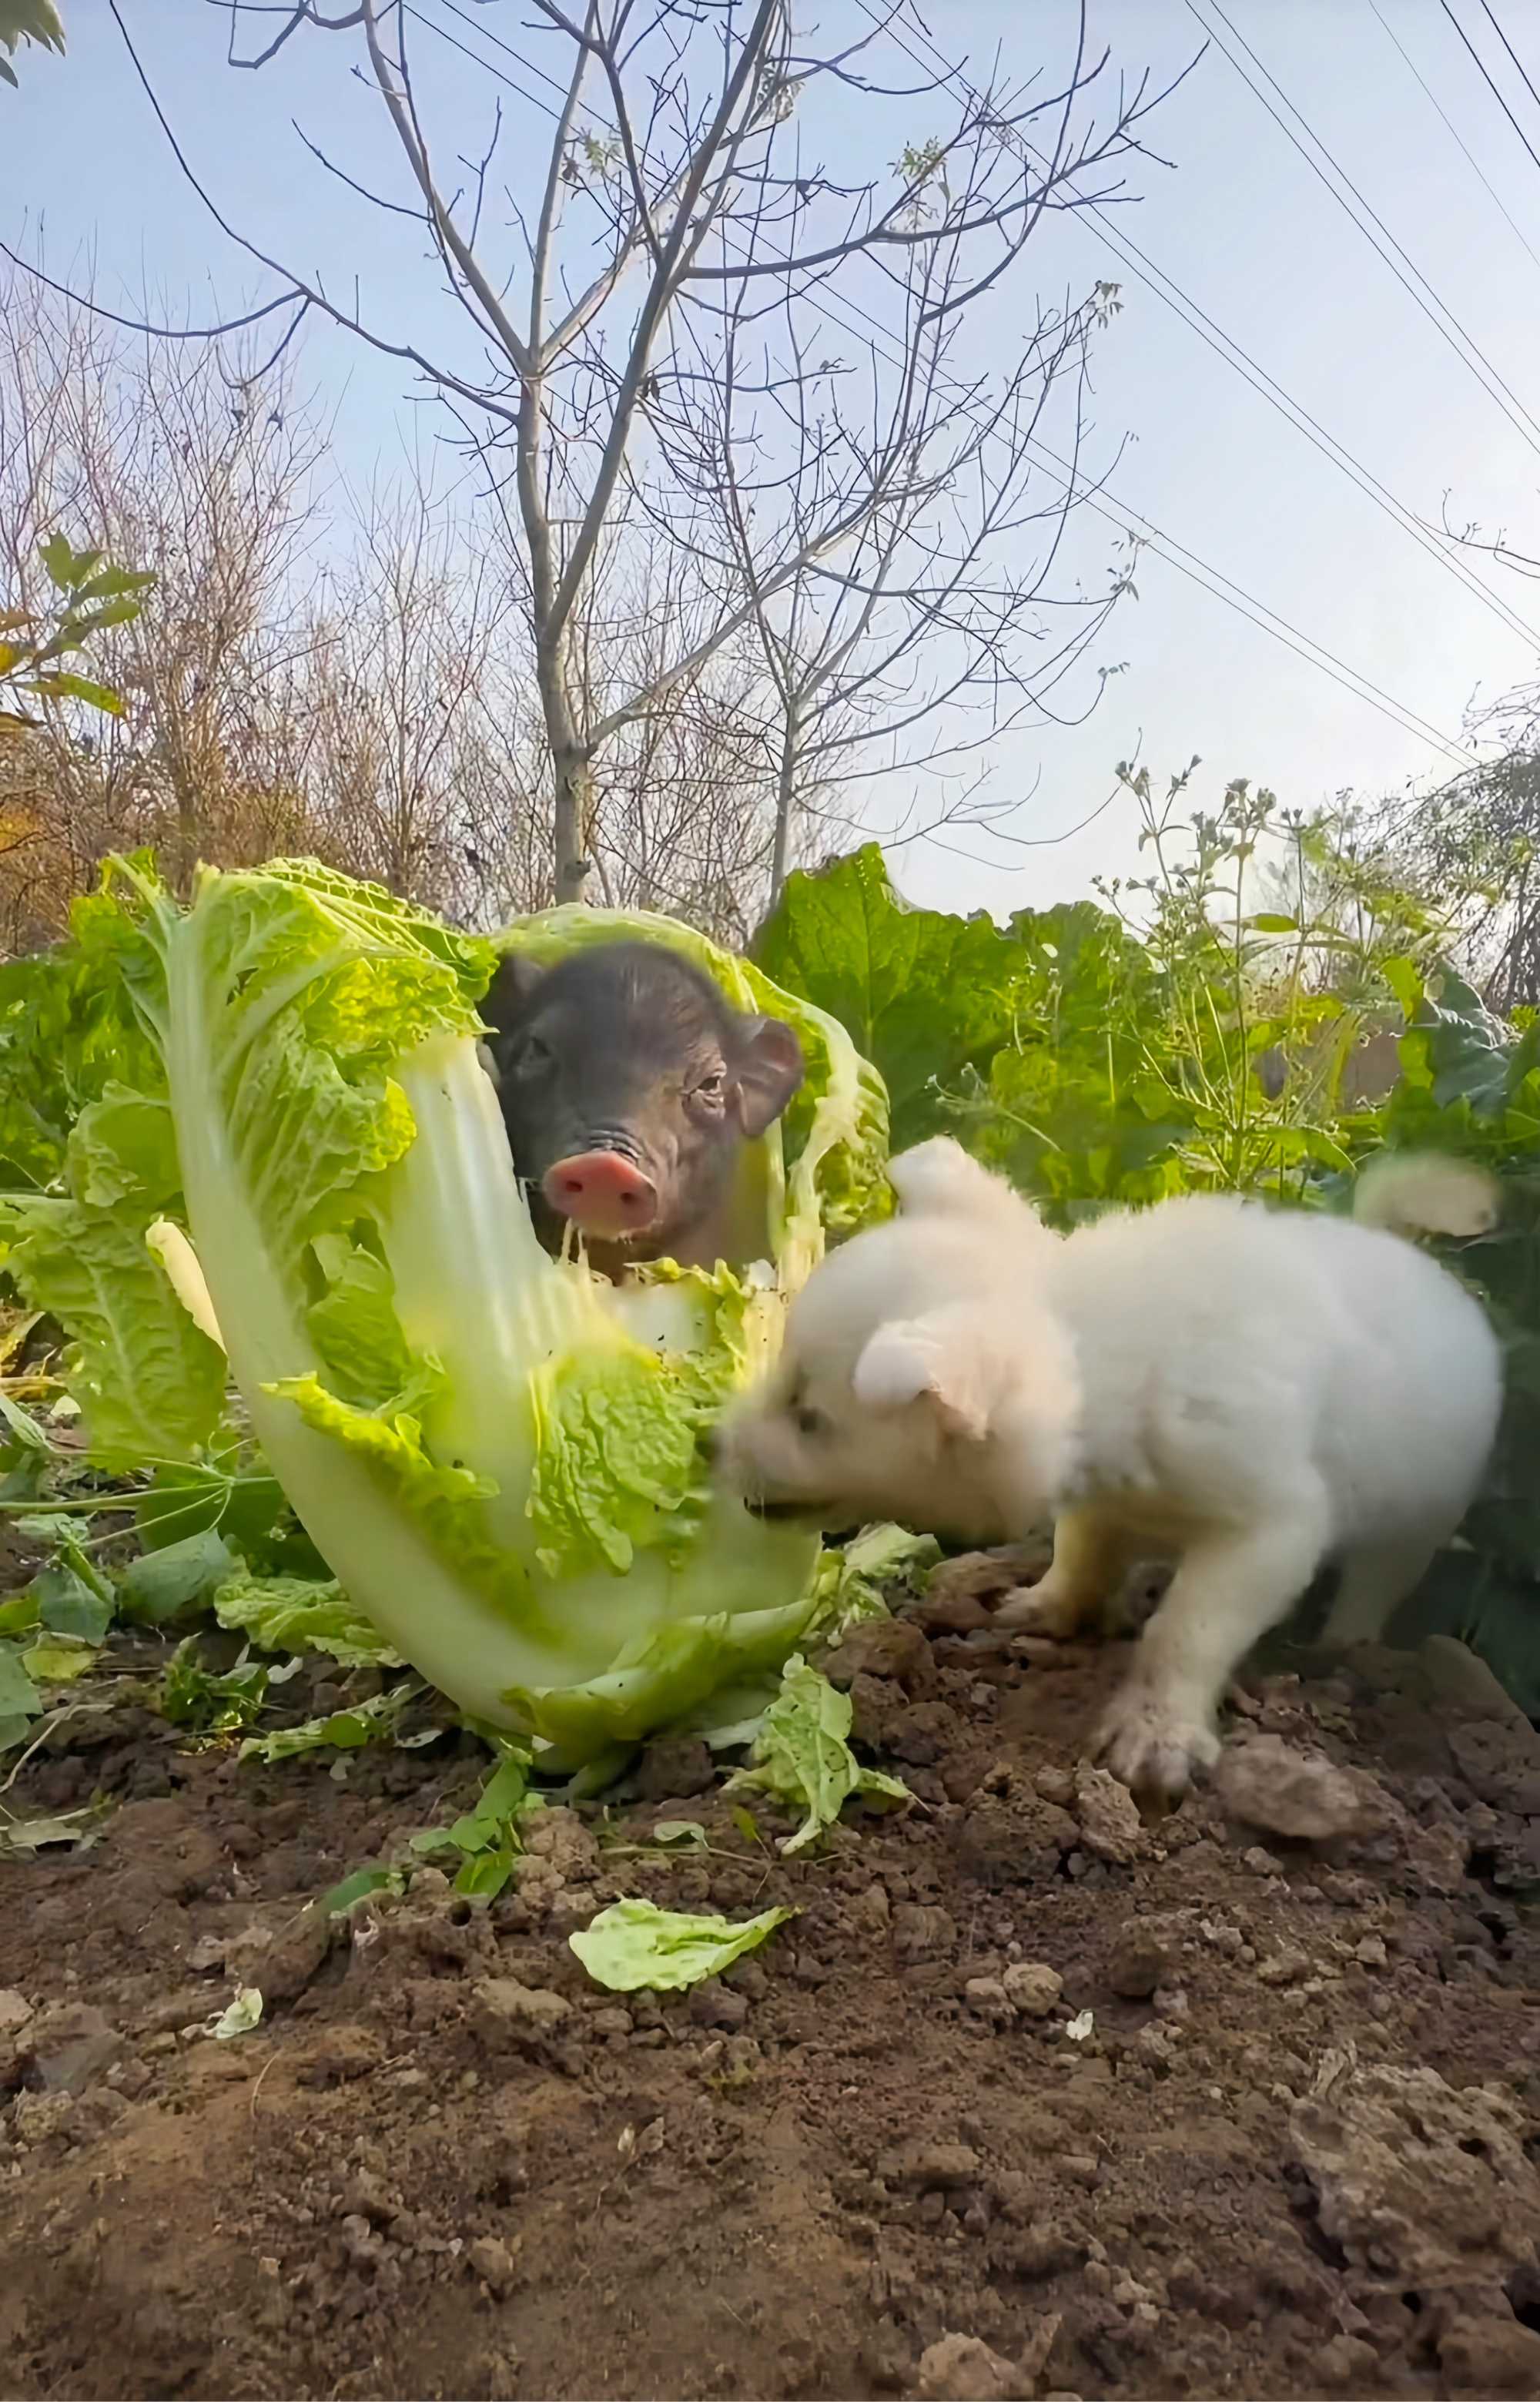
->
4 1597 1540 2402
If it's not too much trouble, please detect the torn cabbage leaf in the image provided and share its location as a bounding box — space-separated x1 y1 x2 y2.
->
569 1896 793 1992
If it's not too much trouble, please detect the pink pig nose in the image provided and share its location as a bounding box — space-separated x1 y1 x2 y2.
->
541 1150 659 1241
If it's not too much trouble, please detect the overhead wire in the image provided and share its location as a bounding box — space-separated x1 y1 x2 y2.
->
1480 0 1540 118
1066 205 1540 655
403 0 1478 787
1438 0 1540 179
1368 0 1540 271
864 0 1540 655
1183 0 1540 458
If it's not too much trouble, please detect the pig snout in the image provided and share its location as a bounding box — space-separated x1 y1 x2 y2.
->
541 1148 660 1241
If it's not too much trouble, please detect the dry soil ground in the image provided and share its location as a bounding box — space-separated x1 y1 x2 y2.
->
4 1565 1540 2402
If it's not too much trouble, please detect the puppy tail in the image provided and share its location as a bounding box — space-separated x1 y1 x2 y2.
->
1351 1152 1498 1240
888 1137 1051 1233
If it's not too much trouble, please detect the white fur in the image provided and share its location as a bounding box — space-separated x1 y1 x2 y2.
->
719 1137 1504 1797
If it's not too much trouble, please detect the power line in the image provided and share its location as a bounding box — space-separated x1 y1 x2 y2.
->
1368 0 1540 273
739 241 1477 772
1439 0 1540 179
1478 0 1540 132
416 0 1540 663
1023 436 1472 773
1074 204 1540 655
1184 0 1540 459
406 0 1475 775
855 5 1540 652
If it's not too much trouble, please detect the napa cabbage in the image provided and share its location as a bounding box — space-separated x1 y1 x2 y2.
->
0 857 889 1766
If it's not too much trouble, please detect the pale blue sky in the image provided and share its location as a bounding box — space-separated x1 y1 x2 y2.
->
6 0 1540 919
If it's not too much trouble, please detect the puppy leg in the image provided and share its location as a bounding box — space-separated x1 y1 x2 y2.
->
1098 1494 1331 1798
1322 1527 1447 1647
994 1508 1130 1639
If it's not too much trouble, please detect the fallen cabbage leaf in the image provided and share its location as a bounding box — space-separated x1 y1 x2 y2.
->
569 1896 793 1991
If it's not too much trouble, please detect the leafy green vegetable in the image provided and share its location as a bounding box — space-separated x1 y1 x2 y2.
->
409 1747 537 1897
0 1640 42 1720
161 1639 269 1735
727 1654 911 1853
132 1459 288 1557
569 1895 793 1992
754 844 1023 1154
28 1556 113 1643
313 1864 405 1918
119 1529 236 1625
2 860 885 1763
239 1683 418 1763
213 1570 403 1667
805 1523 941 1640
22 1633 97 1683
209 1987 263 2040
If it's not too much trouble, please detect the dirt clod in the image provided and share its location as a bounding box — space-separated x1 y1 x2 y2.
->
913 2332 1026 2400
1215 1732 1388 1842
1105 1919 1172 1998
1000 1960 1063 2016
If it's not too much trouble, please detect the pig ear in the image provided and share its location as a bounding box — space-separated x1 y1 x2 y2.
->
733 1016 805 1137
852 1312 996 1444
480 951 546 1038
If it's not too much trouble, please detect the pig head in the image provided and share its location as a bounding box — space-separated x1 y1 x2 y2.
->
480 940 805 1271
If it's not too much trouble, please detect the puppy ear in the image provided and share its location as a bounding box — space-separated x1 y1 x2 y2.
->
852 1311 996 1443
888 1137 1029 1227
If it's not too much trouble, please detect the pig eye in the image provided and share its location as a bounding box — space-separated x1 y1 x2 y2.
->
794 1403 832 1439
511 1034 552 1080
694 1070 726 1100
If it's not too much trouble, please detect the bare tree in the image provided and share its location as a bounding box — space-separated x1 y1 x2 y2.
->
0 265 821 949
1371 680 1540 1013
295 478 509 908
101 0 1175 904
0 262 330 932
681 243 1129 900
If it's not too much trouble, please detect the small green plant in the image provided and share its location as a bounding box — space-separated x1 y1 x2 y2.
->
0 538 153 724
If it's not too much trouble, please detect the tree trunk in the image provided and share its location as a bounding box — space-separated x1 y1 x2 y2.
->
769 709 799 907
552 743 593 906
535 627 592 906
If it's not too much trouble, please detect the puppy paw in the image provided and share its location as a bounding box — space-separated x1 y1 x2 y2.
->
992 1573 1086 1640
1096 1686 1220 1801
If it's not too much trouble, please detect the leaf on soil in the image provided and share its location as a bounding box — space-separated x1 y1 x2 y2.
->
119 1529 237 1624
313 1863 406 1918
805 1522 941 1642
569 1896 793 1992
0 1640 41 1718
726 1653 911 1853
0 1388 49 1449
22 1633 99 1683
30 1559 113 1644
0 1804 105 1854
209 1986 263 2039
238 1683 412 1761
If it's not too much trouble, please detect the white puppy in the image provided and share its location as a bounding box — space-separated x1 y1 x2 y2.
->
719 1139 1503 1797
